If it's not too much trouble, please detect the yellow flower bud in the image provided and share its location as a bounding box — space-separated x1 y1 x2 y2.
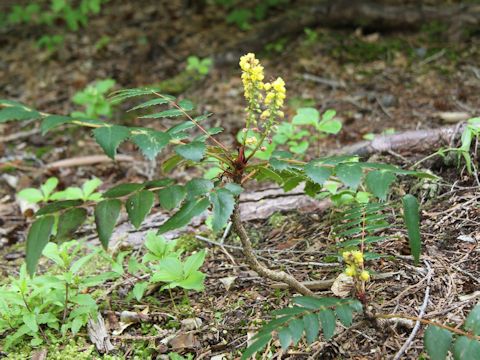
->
342 251 352 262
352 251 364 265
345 265 356 277
245 137 257 146
359 270 370 282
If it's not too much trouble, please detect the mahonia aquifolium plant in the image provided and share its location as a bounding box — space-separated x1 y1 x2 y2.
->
0 53 444 358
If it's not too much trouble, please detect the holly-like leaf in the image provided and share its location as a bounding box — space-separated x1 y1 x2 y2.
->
41 115 72 134
365 170 396 201
288 318 304 346
186 178 213 199
158 185 186 210
424 325 453 360
57 208 87 242
130 130 170 160
0 106 41 123
94 199 122 249
335 305 353 327
305 162 332 185
126 190 154 229
157 198 209 234
103 183 144 198
278 327 292 350
303 313 320 344
318 309 336 340
336 163 363 190
36 200 83 215
175 141 206 161
26 216 55 276
210 189 235 232
402 194 421 265
92 125 130 159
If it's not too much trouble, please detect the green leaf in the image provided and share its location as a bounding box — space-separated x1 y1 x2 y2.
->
140 108 184 119
210 189 235 232
36 200 83 215
22 313 38 333
82 178 102 198
178 99 194 111
177 271 206 291
41 115 72 134
57 208 87 242
424 325 453 360
318 309 336 340
132 282 148 301
336 163 363 190
0 106 41 123
224 183 243 195
288 318 304 346
465 304 480 335
130 130 170 160
103 183 144 198
94 199 121 249
127 98 172 111
40 177 59 199
402 194 421 265
26 215 55 276
150 257 184 282
453 336 480 360
365 171 396 201
92 125 130 159
241 334 271 360
335 305 353 327
175 141 206 161
186 179 214 199
158 185 186 211
278 327 292 350
126 190 154 229
303 313 320 344
292 107 319 126
305 162 332 185
183 250 206 276
157 198 209 234
17 188 43 204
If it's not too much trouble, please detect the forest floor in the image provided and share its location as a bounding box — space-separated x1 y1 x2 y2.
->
1 1 480 359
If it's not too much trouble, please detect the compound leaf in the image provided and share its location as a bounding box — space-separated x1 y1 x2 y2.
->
210 188 235 232
424 325 453 360
157 197 209 234
158 185 186 211
126 190 154 229
26 215 55 276
93 125 130 159
94 199 121 249
57 207 87 242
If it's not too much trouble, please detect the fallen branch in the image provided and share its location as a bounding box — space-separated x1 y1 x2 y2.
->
47 154 134 169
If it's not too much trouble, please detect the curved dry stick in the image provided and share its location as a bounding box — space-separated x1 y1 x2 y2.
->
231 206 314 296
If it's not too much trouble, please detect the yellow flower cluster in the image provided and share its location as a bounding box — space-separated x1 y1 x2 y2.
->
239 53 286 129
239 53 264 104
342 250 370 281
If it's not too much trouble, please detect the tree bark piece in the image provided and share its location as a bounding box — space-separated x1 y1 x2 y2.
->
87 313 115 354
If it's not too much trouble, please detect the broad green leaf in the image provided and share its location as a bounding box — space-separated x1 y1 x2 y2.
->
293 296 340 310
292 107 319 126
255 166 283 184
336 163 363 190
130 130 170 160
126 190 154 229
175 141 206 161
241 333 271 360
92 125 130 159
303 313 320 344
183 250 206 276
0 106 41 123
158 185 186 210
22 313 38 333
132 282 148 301
278 327 292 350
402 194 421 265
178 99 194 111
162 154 184 173
150 257 184 282
41 115 72 134
94 199 121 249
288 318 304 346
224 183 243 195
424 325 453 360
144 179 173 189
318 309 336 340
317 110 342 134
40 177 59 199
26 215 55 276
36 200 83 215
453 336 480 360
71 253 95 274
157 198 209 234
365 171 396 201
465 304 480 335
335 305 353 327
57 208 87 242
177 271 206 291
103 183 144 198
186 178 214 199
210 189 235 232
17 188 43 204
305 162 332 185
82 178 102 198
272 307 308 316
289 140 309 154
